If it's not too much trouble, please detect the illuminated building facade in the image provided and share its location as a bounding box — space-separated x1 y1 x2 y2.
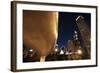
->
67 31 83 60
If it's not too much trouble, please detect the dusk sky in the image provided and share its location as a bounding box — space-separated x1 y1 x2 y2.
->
57 12 91 48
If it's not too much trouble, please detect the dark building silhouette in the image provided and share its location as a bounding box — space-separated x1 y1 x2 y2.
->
76 16 91 59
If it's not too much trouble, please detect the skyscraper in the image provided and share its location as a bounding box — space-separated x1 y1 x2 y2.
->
76 16 91 59
67 31 83 60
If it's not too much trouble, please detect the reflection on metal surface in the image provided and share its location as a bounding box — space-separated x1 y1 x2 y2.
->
23 14 91 62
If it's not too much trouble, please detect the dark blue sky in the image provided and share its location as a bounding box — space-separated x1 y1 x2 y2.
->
57 12 91 48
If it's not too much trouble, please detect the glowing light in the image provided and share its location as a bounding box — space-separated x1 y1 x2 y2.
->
55 48 58 52
74 30 77 34
60 50 64 55
77 49 82 55
29 49 33 52
65 52 69 55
